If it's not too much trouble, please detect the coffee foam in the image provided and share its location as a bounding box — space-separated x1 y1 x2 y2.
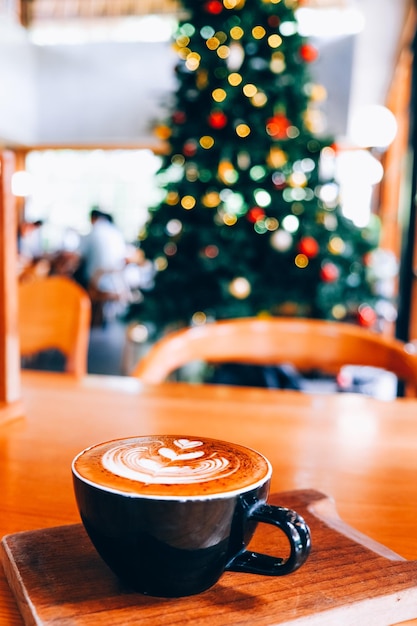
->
72 435 271 499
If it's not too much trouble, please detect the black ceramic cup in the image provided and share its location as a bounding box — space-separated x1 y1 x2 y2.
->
72 435 311 597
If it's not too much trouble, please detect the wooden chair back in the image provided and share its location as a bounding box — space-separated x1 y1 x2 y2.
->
131 317 417 396
19 276 91 377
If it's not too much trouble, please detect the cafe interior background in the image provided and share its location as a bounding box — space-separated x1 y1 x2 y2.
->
1 0 416 380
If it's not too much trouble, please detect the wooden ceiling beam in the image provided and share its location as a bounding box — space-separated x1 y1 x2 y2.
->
19 0 180 25
19 0 352 27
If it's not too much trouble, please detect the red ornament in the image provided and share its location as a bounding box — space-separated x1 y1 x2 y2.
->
183 140 198 157
266 114 291 139
172 111 186 124
204 245 219 259
163 242 177 257
247 207 265 223
268 15 280 28
357 305 377 328
298 236 319 258
204 0 223 14
299 43 319 63
320 262 339 282
208 110 228 129
363 251 373 267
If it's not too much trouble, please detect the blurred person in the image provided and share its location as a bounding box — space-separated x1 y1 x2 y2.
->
18 220 45 261
77 207 128 292
75 208 131 326
17 220 52 283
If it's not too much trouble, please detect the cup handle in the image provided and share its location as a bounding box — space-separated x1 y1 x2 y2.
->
225 504 311 575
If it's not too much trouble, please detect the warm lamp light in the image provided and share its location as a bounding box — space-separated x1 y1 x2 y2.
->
349 105 398 150
336 150 384 227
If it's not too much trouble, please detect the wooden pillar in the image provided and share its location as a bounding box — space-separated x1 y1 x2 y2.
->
14 149 28 224
376 1 417 342
379 45 413 258
0 150 23 424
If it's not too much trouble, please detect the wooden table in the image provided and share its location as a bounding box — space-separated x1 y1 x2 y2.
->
1 371 417 625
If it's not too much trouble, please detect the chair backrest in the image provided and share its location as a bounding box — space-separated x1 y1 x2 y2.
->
19 276 91 377
131 317 417 396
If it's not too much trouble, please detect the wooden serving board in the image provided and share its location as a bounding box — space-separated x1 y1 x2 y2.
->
2 489 417 626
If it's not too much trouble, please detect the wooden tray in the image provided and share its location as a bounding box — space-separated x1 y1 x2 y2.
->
2 489 417 626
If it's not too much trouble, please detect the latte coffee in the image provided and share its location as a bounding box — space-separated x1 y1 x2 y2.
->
73 435 271 499
72 435 311 597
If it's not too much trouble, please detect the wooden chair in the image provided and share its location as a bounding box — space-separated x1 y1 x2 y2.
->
19 276 91 377
131 317 417 396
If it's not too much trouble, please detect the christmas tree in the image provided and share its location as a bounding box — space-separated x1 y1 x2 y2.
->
132 0 395 339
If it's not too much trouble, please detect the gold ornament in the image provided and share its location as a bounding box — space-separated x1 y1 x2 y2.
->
180 195 196 210
202 191 221 207
185 52 201 71
191 311 207 325
228 72 243 86
270 52 285 74
224 0 246 9
328 236 345 255
200 135 215 149
243 83 258 98
223 213 238 226
218 160 238 184
230 26 244 40
212 88 227 103
236 123 251 137
154 256 168 271
267 148 287 168
295 253 309 268
166 191 179 205
206 37 220 50
310 84 327 102
265 217 279 231
252 92 267 107
268 34 282 48
154 124 171 140
331 304 347 320
217 45 230 60
196 69 209 89
252 26 266 39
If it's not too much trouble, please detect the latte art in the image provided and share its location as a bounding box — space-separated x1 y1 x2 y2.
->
73 435 271 498
102 438 239 484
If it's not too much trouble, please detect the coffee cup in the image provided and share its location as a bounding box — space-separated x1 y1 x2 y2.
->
72 435 311 597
